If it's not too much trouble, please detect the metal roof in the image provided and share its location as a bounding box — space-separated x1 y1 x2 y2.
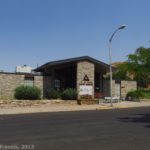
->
34 56 110 72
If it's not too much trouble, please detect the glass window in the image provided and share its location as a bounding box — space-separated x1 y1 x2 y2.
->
54 79 60 89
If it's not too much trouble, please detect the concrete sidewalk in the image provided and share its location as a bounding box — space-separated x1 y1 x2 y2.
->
0 101 150 115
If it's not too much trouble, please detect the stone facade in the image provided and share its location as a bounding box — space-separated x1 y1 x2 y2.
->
103 80 116 97
0 73 43 99
121 80 137 98
43 76 52 97
34 75 44 97
77 61 95 99
0 65 137 100
103 80 137 98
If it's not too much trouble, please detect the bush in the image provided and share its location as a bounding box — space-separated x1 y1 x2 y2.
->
14 85 41 100
61 88 77 100
126 89 144 101
141 89 150 99
47 88 61 99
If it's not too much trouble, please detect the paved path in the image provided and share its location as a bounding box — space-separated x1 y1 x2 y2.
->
0 101 150 115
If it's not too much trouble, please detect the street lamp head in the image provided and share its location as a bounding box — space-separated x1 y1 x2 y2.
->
118 25 126 30
109 24 127 43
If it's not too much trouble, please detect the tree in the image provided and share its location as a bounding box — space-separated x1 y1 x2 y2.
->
112 47 150 88
127 47 150 87
112 62 131 80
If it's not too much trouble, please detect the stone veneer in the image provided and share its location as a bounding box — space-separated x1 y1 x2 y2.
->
103 80 137 98
76 61 95 99
103 80 116 97
43 76 52 97
121 80 137 98
0 71 137 100
0 73 43 99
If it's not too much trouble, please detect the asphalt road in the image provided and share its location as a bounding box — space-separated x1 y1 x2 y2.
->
0 107 150 150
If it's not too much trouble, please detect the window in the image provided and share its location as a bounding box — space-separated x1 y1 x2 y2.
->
54 79 60 89
24 77 34 87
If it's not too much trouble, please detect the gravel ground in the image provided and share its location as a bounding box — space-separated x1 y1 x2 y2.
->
0 100 150 115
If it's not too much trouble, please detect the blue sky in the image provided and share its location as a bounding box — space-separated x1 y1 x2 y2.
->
0 0 150 71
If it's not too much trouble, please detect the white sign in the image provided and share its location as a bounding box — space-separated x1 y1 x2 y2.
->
16 66 33 73
79 85 93 95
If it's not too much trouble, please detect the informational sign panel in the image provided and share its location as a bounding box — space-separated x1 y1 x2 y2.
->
79 85 93 95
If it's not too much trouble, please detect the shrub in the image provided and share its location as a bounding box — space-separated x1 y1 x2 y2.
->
47 88 61 99
143 89 150 99
126 89 144 101
61 88 77 100
14 85 41 100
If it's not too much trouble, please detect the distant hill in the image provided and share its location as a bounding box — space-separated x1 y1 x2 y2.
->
112 62 125 68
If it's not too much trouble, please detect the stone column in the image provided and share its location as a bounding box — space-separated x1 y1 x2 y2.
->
103 80 116 97
76 61 95 99
34 75 44 98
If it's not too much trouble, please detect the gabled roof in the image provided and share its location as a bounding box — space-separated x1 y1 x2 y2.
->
34 56 110 72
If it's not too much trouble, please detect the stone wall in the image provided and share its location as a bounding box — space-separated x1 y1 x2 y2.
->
103 80 137 98
103 80 116 97
43 76 52 97
77 61 95 99
0 72 44 99
34 75 44 97
121 80 137 98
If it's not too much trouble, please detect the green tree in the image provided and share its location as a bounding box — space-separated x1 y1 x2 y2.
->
113 47 150 88
127 47 150 87
112 62 131 80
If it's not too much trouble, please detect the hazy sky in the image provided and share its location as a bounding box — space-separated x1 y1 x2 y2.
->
0 0 150 71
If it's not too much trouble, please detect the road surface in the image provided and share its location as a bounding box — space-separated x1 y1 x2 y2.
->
0 107 150 150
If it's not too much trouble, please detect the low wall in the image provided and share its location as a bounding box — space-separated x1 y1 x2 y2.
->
121 80 137 98
0 72 43 99
103 80 137 98
103 80 115 97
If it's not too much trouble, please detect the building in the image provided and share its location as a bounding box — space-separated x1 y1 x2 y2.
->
0 56 137 99
15 65 33 73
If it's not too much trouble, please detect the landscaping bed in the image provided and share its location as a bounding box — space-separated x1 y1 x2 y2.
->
126 89 150 101
0 99 77 108
77 99 99 105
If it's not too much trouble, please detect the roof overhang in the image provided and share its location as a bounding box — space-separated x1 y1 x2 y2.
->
34 56 111 72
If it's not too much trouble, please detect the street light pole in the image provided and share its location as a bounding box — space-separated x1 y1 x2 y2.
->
109 25 126 107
